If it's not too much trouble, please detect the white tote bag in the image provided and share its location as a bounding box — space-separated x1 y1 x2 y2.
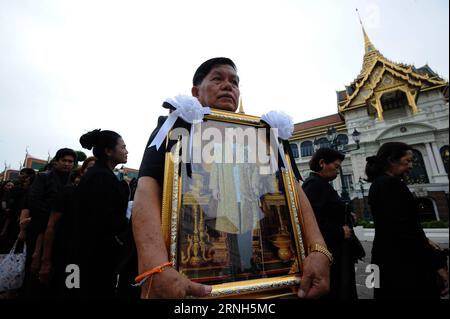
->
0 240 26 292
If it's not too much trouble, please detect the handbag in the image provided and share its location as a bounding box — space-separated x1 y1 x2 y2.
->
0 240 27 292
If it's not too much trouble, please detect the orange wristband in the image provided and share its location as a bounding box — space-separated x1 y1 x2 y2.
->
135 262 173 284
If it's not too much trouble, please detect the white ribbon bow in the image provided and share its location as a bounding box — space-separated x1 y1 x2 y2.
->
261 110 294 172
149 95 211 154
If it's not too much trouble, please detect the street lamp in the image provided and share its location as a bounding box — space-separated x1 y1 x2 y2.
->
326 127 337 144
324 127 361 203
313 137 320 152
352 129 361 147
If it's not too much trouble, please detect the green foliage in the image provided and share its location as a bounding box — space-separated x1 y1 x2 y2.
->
76 151 87 162
421 220 449 229
356 219 375 228
357 219 449 228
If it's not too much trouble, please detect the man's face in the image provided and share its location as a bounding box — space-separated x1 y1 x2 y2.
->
192 64 240 112
54 155 75 173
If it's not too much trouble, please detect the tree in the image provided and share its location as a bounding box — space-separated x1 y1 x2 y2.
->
76 151 87 162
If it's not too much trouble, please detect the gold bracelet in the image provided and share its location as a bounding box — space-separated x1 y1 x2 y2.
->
309 243 333 265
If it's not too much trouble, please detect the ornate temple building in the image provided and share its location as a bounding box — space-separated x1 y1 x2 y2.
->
290 23 449 222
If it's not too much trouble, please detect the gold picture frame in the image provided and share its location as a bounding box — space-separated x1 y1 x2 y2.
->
161 109 306 299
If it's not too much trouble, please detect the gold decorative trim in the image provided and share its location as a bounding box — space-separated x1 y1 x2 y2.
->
421 84 448 92
161 152 174 248
281 154 306 263
206 109 262 125
294 121 346 133
291 125 347 141
169 140 182 268
285 175 306 263
208 275 301 298
370 83 419 120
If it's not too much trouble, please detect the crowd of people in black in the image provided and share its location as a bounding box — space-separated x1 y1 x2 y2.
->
1 138 447 300
1 130 139 299
303 145 449 300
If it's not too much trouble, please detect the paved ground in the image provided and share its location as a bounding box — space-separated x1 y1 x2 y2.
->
356 241 449 299
1 240 447 300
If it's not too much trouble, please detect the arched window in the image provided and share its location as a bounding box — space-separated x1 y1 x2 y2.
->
405 149 429 185
337 134 348 146
290 143 299 158
316 137 330 149
380 89 408 120
440 145 449 174
300 141 313 157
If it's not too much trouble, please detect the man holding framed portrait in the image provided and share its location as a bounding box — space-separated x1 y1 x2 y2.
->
132 57 332 299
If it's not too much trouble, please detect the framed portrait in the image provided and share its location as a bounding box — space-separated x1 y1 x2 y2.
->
161 109 306 298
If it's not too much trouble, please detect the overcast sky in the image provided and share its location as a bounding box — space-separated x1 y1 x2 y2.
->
0 0 448 170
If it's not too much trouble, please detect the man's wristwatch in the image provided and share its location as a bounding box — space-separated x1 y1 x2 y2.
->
308 243 333 265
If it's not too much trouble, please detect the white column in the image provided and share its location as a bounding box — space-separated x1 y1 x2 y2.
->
425 143 439 176
431 142 446 175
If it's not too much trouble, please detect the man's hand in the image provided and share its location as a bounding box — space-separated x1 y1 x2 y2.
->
298 252 330 299
19 217 32 230
343 225 353 240
38 260 52 284
18 230 26 242
30 233 43 275
437 267 449 297
30 253 41 275
142 268 212 299
428 238 441 251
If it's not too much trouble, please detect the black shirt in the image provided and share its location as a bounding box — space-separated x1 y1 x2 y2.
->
302 172 346 253
28 169 71 235
51 185 78 263
138 116 189 186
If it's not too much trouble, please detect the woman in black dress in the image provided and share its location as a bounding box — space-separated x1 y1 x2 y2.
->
302 148 358 300
366 142 448 299
76 129 130 298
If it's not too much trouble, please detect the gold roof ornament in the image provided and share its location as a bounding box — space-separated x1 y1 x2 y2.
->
357 9 377 54
356 8 385 80
336 9 448 116
238 96 245 114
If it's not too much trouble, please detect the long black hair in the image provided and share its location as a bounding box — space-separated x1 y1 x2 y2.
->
79 129 121 163
365 142 413 182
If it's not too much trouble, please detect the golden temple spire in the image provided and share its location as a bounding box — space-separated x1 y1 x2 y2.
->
356 8 377 53
238 96 245 114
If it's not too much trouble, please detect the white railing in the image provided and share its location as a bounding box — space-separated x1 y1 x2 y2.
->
354 226 449 244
